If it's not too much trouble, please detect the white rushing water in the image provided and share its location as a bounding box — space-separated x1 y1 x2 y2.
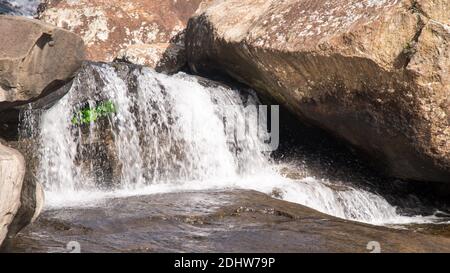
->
22 63 436 226
1 0 40 16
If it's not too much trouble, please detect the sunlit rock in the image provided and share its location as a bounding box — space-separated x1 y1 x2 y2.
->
186 0 450 182
38 0 211 71
0 16 85 110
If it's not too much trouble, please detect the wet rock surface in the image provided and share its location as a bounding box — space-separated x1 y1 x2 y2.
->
0 0 40 16
3 190 450 253
15 61 242 190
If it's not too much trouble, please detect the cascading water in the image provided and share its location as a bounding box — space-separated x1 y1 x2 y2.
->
20 62 437 226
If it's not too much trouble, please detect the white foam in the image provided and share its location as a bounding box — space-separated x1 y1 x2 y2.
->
25 63 438 226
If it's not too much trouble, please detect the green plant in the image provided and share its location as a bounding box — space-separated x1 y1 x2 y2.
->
71 100 117 125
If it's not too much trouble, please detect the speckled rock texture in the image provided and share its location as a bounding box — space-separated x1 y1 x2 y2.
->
186 0 450 183
38 0 211 72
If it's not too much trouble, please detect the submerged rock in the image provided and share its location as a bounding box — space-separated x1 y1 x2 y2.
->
3 190 450 253
0 15 85 111
186 0 450 183
38 0 211 72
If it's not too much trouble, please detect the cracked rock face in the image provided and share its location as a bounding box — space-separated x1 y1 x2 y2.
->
0 15 85 110
38 0 211 69
186 0 450 183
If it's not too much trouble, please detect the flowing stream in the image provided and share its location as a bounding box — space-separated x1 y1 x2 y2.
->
20 63 440 226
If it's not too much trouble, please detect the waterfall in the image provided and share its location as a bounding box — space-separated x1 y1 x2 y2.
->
20 62 435 225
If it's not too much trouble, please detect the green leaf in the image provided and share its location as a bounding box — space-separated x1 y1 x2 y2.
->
71 100 117 126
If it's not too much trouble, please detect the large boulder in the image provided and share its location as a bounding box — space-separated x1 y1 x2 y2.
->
0 144 24 245
186 0 450 183
0 143 43 247
115 32 187 74
38 0 211 72
0 15 85 111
